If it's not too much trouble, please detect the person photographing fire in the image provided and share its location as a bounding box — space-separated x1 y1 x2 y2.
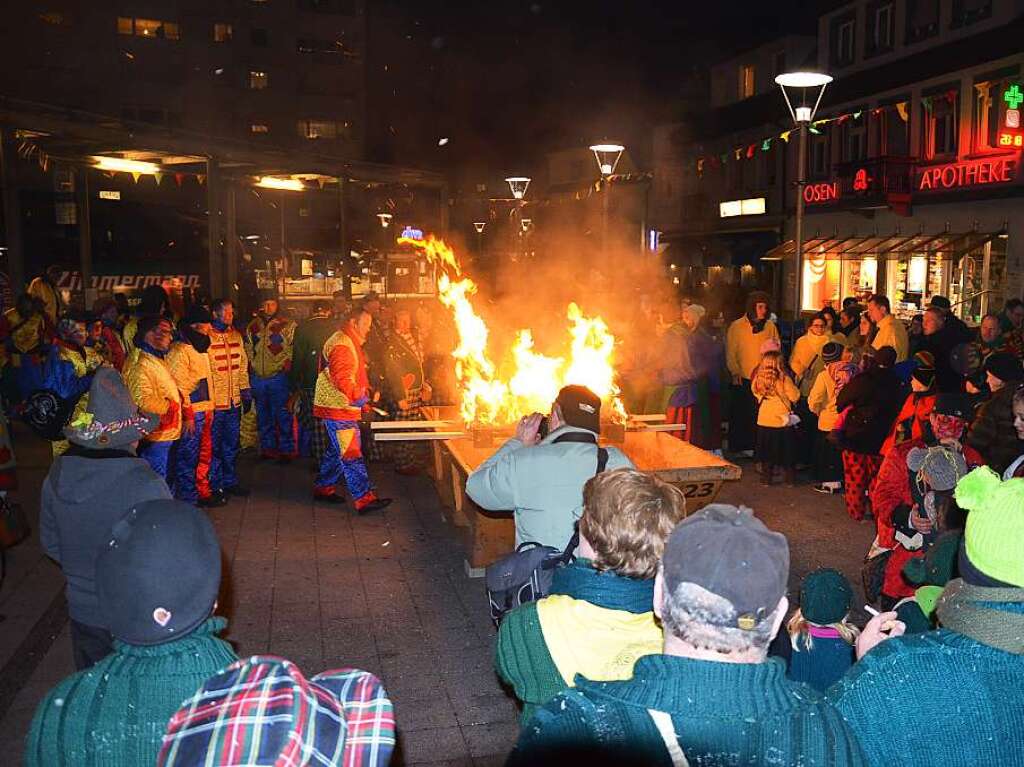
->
466 385 633 550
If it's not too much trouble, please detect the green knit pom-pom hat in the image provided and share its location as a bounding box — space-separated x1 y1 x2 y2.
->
954 466 1024 588
799 568 853 626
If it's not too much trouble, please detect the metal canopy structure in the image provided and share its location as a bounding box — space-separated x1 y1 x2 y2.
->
763 231 1003 261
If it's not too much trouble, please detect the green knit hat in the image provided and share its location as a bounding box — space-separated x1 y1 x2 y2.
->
954 466 1024 587
799 568 853 625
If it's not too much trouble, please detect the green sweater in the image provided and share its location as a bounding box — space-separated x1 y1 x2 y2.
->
25 617 238 767
510 654 865 767
495 561 657 725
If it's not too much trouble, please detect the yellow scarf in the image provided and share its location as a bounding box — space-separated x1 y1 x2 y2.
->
537 594 663 685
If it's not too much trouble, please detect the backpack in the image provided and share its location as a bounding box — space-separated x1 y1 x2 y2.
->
485 432 609 626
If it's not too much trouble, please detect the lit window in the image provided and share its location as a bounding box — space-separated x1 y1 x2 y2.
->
249 70 268 89
118 17 180 40
298 119 337 139
214 23 232 42
251 123 270 134
739 65 755 99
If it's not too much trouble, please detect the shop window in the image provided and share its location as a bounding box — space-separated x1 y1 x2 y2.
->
802 255 841 311
117 17 180 40
922 93 958 159
951 0 992 28
213 23 232 42
249 70 269 89
888 253 949 314
250 122 270 134
830 13 856 67
739 64 755 99
866 2 894 55
906 0 940 42
251 28 269 46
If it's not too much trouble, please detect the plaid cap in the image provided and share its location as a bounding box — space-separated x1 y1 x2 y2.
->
158 655 395 767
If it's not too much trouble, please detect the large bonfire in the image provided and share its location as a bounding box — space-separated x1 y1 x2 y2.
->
397 235 628 427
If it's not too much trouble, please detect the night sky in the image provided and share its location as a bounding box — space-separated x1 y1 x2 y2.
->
367 0 823 174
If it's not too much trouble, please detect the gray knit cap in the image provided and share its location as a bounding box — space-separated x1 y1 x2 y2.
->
906 445 969 492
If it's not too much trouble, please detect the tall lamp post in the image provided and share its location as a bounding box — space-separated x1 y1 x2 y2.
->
589 143 625 257
473 221 486 256
505 176 530 261
377 212 393 296
774 72 832 322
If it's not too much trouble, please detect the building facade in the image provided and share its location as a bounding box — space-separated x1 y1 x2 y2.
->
654 0 1024 322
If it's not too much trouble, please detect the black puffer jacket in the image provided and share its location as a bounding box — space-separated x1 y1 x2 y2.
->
834 366 906 455
966 385 1024 475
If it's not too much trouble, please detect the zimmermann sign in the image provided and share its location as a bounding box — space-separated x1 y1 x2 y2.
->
917 156 1017 191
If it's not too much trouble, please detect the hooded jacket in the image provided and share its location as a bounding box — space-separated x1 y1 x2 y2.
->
726 292 780 380
39 449 172 628
166 338 215 415
967 385 1024 475
123 347 182 442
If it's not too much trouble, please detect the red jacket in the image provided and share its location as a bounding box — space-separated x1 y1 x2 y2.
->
880 392 936 457
313 327 369 421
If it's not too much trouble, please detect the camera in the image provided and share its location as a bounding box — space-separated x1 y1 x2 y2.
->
537 415 550 440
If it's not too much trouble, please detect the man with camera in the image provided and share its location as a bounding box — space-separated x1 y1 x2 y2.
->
466 385 633 550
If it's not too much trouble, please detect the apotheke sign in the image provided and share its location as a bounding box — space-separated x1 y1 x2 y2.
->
917 156 1017 191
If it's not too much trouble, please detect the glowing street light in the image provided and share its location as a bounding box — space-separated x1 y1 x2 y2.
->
775 71 832 323
377 212 393 228
92 156 160 174
589 142 625 177
505 176 531 200
473 221 486 234
256 176 304 191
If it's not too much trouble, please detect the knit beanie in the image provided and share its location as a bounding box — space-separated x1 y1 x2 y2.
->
799 568 853 625
821 341 843 364
911 350 935 388
906 445 969 492
683 304 706 322
953 467 1024 587
96 500 222 645
873 346 897 368
984 351 1024 384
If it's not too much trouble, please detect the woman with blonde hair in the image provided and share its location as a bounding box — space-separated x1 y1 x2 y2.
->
752 349 800 485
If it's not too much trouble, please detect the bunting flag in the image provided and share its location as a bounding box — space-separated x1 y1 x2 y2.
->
719 152 728 164
896 101 909 122
853 110 862 120
131 172 141 184
174 173 184 187
922 96 933 113
734 148 743 160
153 172 163 186
696 158 705 174
746 144 756 158
780 130 792 143
197 174 206 185
761 138 772 151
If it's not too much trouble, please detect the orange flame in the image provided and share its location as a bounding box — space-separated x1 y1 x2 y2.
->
400 235 626 426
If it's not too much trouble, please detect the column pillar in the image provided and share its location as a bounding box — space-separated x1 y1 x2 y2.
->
206 158 222 298
75 167 93 308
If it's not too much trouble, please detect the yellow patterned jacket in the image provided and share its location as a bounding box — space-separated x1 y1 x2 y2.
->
245 314 296 378
207 326 250 409
27 277 60 325
51 342 104 457
1 308 48 368
166 340 215 415
123 349 182 442
313 328 367 421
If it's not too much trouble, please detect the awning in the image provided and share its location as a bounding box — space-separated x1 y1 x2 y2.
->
764 231 1002 261
665 230 779 267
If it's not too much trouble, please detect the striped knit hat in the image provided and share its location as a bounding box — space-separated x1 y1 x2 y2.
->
158 656 395 767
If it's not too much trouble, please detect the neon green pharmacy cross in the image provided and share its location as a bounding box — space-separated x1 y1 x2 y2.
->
1005 84 1023 110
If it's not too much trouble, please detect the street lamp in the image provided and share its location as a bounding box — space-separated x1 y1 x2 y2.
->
473 221 486 255
775 71 832 322
376 212 393 229
590 142 625 257
505 176 531 200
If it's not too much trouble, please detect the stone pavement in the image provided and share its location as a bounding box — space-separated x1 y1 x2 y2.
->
0 427 874 766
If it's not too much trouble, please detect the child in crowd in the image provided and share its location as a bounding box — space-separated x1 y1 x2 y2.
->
786 568 860 692
809 341 858 494
752 349 799 485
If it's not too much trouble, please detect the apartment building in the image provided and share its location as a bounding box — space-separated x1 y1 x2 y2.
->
653 0 1024 320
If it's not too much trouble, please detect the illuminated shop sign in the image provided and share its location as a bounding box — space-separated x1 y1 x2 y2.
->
917 157 1017 191
719 197 766 217
401 226 423 239
803 182 839 204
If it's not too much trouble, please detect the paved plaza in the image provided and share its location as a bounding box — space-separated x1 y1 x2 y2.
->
0 429 874 765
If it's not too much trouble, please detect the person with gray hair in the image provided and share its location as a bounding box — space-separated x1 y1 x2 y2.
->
510 504 864 766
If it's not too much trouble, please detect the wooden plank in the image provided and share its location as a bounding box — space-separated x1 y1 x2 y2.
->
630 414 667 422
371 420 456 430
637 423 687 432
372 431 466 441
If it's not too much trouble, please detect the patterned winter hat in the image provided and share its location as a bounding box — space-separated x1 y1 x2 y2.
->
906 444 969 492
